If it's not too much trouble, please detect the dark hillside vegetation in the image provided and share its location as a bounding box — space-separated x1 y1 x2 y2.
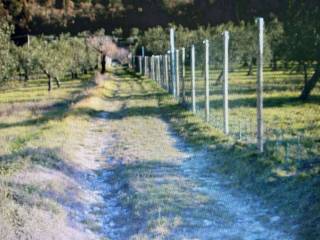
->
0 1 319 239
1 0 287 37
1 1 320 98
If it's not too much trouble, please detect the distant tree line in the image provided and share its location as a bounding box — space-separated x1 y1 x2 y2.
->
133 1 320 100
0 18 129 91
0 0 289 37
1 0 319 98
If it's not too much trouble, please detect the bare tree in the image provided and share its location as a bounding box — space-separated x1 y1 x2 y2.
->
87 36 119 74
116 48 130 64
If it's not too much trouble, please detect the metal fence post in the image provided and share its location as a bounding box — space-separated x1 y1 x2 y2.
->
150 56 153 79
154 56 157 82
142 46 145 73
155 56 158 83
223 31 230 134
159 56 162 85
157 56 161 85
181 47 186 103
139 56 143 75
131 55 136 71
144 56 148 76
205 40 210 122
170 29 176 96
167 53 170 90
164 54 169 91
257 17 264 153
149 57 152 79
176 49 180 99
191 45 196 113
151 56 155 81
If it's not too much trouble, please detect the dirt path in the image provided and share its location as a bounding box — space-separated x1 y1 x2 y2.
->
69 69 295 239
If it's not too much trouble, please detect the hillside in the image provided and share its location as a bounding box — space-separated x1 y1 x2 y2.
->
2 0 286 37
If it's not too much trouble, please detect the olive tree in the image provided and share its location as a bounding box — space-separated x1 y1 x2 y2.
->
284 0 320 100
0 19 15 83
266 17 285 71
30 36 71 91
87 34 118 74
13 43 38 82
140 26 169 55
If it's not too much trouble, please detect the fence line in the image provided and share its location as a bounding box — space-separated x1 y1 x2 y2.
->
131 17 319 167
257 18 264 153
191 45 196 114
204 40 210 123
223 31 229 135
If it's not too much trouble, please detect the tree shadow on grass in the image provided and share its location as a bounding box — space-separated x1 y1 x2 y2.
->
0 147 75 174
0 146 104 219
109 68 320 239
113 69 144 80
193 94 320 110
101 158 221 238
0 82 96 130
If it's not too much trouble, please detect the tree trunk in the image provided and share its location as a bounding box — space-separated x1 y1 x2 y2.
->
101 54 106 74
300 67 320 100
272 55 278 71
247 59 253 76
54 77 61 88
216 71 223 84
303 62 308 85
297 61 303 73
284 60 289 70
48 75 52 91
24 71 29 82
44 70 52 91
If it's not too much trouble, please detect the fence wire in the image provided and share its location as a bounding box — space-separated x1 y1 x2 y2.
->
134 31 320 168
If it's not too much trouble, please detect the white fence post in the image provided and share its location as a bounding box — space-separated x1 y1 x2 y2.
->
150 56 153 79
144 56 148 76
131 54 135 69
168 52 171 92
157 56 161 84
149 57 152 79
191 45 196 113
151 56 155 81
139 56 142 75
170 29 176 96
181 47 186 103
257 17 264 153
223 31 230 134
149 57 152 78
205 40 210 123
164 54 169 91
176 49 180 99
154 56 157 82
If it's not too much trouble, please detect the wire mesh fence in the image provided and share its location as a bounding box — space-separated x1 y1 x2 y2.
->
132 24 320 168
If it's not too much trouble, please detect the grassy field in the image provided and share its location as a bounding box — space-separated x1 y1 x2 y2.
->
128 67 320 239
0 67 319 239
147 65 320 238
177 66 320 166
87 68 296 238
0 73 109 239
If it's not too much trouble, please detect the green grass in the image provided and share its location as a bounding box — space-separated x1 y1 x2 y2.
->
0 68 319 239
180 67 320 165
133 67 320 239
0 73 107 238
98 70 225 238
